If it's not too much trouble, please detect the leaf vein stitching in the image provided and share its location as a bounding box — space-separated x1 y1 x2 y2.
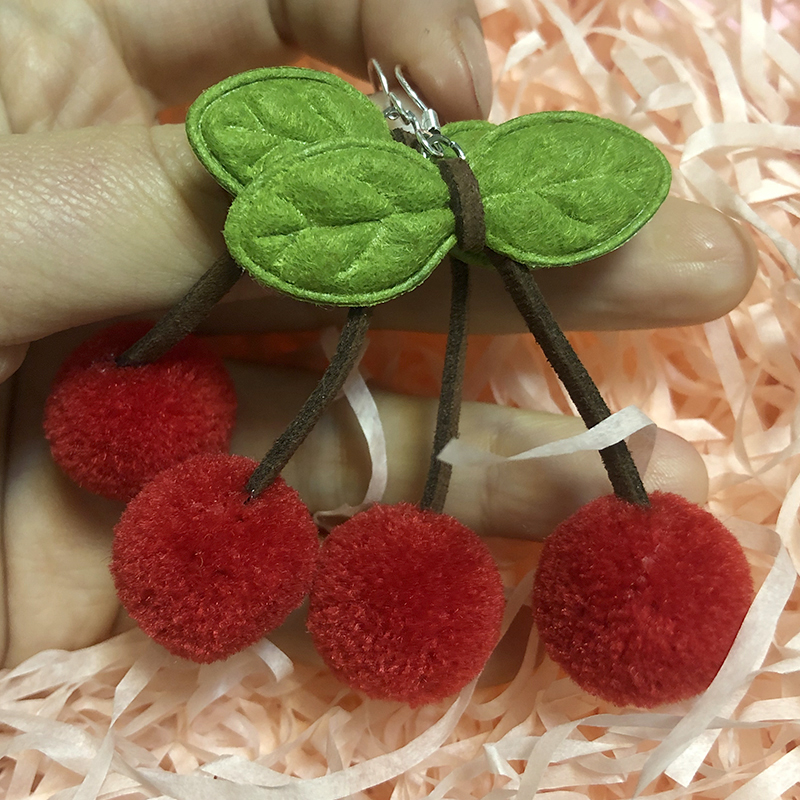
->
488 191 598 229
239 97 329 146
251 208 443 239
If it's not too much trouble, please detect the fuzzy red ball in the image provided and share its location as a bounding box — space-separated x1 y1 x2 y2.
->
111 453 319 662
533 492 753 708
44 321 237 502
307 503 505 706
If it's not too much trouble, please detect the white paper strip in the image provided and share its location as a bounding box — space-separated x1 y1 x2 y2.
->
503 30 546 72
251 639 294 683
636 534 796 794
0 710 100 772
74 732 115 800
726 746 800 800
314 327 387 529
438 405 655 466
111 647 167 726
775 470 800 571
142 685 475 800
682 122 800 162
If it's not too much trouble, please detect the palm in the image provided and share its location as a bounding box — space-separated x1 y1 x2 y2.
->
0 1 756 669
0 5 158 666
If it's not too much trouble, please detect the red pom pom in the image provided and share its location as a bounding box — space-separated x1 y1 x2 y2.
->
44 322 237 501
111 453 319 662
533 492 753 708
307 503 505 706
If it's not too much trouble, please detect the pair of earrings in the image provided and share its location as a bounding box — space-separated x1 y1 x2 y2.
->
44 63 752 708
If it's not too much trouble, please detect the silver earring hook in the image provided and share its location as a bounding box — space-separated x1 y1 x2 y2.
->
368 59 415 127
368 59 466 160
368 58 390 96
394 66 444 144
392 67 429 117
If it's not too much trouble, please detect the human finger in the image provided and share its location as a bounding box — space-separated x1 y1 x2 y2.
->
228 362 709 540
1 332 123 666
268 0 492 120
0 344 29 384
0 125 756 347
205 195 757 335
95 0 490 120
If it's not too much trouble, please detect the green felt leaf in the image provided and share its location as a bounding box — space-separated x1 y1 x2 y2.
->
469 111 672 266
224 139 457 306
186 67 391 195
440 120 496 157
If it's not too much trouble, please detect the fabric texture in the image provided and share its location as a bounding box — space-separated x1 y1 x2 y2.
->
470 111 672 266
112 454 320 663
307 502 505 707
188 69 672 301
186 66 391 196
224 138 457 306
440 119 496 155
43 321 237 502
436 157 486 253
117 253 242 366
533 492 754 708
6 1 798 795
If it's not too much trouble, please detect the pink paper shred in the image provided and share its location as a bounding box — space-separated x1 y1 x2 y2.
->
2 1 800 797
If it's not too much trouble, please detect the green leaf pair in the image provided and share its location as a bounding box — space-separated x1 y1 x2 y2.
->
186 67 672 307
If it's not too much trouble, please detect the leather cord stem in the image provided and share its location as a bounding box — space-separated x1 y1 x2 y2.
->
390 128 420 149
490 253 650 508
245 306 373 500
117 251 243 367
416 155 483 513
436 157 486 254
419 258 471 513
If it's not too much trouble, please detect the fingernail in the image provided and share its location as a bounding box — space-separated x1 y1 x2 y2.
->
648 199 747 266
636 199 758 322
632 428 710 506
627 425 659 479
456 16 493 119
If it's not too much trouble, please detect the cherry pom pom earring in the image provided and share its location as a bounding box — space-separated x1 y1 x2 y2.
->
44 62 753 706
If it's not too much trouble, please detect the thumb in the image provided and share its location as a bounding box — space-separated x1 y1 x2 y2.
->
98 0 492 121
268 0 492 120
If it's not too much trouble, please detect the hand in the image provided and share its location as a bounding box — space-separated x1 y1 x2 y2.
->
0 0 757 668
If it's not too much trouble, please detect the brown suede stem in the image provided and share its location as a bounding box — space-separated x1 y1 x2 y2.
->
420 258 471 513
245 306 373 499
436 158 486 254
490 253 649 507
416 156 483 512
117 252 242 367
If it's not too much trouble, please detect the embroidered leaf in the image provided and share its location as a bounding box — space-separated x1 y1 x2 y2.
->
186 67 391 195
469 111 672 266
224 139 457 306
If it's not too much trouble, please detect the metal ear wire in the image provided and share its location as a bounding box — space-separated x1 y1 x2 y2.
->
368 59 415 127
393 66 439 129
367 58 390 95
368 59 466 160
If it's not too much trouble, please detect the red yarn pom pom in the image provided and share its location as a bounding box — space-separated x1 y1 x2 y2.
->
307 503 505 706
111 453 319 662
44 321 237 501
533 492 753 708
